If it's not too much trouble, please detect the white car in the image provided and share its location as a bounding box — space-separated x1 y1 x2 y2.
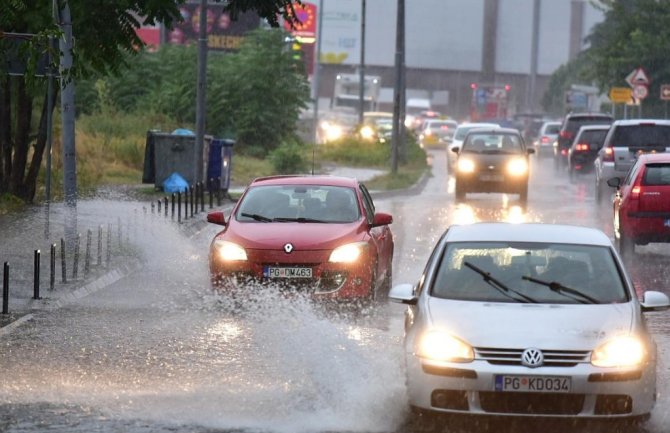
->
447 122 500 170
390 223 669 428
533 121 561 157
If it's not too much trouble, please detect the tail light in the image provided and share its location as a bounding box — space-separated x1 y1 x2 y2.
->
631 186 641 199
575 143 589 152
559 131 573 140
602 147 614 162
440 125 450 131
541 136 550 143
561 148 568 156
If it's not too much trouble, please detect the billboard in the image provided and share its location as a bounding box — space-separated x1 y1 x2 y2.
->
166 3 260 51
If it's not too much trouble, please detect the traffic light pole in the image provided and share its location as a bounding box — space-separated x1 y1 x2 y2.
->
195 0 208 186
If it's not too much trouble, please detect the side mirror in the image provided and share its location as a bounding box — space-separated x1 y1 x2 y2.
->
207 211 227 226
389 283 418 305
641 291 670 312
606 177 621 188
450 146 460 154
371 212 393 227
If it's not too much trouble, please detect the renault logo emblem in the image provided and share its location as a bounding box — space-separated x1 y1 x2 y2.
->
283 243 294 253
521 348 544 368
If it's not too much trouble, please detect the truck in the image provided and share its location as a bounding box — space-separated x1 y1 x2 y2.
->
469 83 510 122
331 73 382 112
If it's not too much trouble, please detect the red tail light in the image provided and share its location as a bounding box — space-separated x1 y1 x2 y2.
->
575 143 589 151
631 186 641 199
541 136 550 143
602 147 614 162
440 125 450 130
559 131 573 140
561 148 568 156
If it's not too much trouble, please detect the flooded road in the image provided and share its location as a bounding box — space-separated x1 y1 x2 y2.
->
1 150 669 432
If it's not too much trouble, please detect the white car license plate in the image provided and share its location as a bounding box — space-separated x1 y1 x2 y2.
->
264 266 313 278
480 174 504 182
495 375 571 393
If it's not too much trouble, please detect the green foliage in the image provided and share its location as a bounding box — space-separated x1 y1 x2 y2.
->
268 140 308 174
318 133 426 168
541 54 592 116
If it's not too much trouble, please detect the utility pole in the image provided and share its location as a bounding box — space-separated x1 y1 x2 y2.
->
527 0 541 113
58 0 77 247
391 0 405 173
195 0 208 186
358 0 366 125
312 0 324 144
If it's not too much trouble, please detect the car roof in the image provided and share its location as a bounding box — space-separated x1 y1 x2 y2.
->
638 152 670 163
467 127 520 135
457 122 499 129
576 124 611 132
444 223 612 247
611 119 670 126
249 175 359 188
566 112 613 119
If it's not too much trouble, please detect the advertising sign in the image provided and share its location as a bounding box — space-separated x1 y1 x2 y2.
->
167 3 260 51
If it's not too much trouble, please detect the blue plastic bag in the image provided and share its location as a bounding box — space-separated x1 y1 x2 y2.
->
162 172 189 193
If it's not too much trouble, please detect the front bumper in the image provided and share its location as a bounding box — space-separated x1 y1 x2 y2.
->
405 355 656 418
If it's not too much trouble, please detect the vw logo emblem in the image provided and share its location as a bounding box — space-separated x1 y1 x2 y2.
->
521 348 544 368
283 243 294 253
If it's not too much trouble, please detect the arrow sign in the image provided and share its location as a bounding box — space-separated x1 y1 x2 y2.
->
661 84 670 101
626 67 649 88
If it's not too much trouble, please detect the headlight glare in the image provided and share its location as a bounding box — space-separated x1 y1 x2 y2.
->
214 240 248 261
329 242 367 263
457 158 476 173
591 336 645 367
360 125 375 140
418 331 474 363
507 158 528 176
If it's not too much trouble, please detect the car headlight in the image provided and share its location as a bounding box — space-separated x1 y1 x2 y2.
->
213 240 248 261
507 158 528 176
325 125 343 141
360 125 375 140
329 242 367 263
417 331 474 363
457 158 476 173
591 336 646 367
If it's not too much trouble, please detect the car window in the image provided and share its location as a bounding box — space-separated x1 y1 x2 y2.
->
624 160 643 186
431 242 628 304
610 124 670 148
643 163 670 186
359 184 376 223
566 116 613 133
463 133 522 152
544 123 561 135
576 129 608 146
236 185 360 223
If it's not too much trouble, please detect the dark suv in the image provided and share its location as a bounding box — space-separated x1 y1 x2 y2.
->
451 127 534 204
555 112 614 169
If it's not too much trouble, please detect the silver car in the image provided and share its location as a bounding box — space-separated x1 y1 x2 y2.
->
390 223 669 427
595 119 670 203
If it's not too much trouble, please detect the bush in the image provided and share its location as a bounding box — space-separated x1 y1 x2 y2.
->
269 141 308 174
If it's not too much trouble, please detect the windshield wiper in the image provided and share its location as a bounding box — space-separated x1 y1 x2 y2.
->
522 275 598 304
463 261 536 303
240 212 272 222
272 217 326 223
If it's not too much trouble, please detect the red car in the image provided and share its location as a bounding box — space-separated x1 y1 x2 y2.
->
608 153 670 255
206 175 394 303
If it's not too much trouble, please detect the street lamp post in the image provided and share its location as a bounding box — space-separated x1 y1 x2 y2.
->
358 0 366 125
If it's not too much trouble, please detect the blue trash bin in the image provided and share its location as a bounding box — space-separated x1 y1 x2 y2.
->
208 139 234 192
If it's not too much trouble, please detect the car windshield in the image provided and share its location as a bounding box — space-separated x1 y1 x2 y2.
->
236 185 360 223
566 117 613 133
577 129 608 146
462 133 523 153
431 242 628 304
545 123 561 135
610 124 670 148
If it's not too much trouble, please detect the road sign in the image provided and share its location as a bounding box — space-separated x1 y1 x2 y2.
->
609 87 632 103
625 67 649 88
661 84 670 101
633 84 648 100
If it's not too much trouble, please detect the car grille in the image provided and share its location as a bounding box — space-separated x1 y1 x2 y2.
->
479 391 584 415
475 347 590 367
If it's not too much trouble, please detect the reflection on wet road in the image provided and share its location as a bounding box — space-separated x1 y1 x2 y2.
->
0 149 669 432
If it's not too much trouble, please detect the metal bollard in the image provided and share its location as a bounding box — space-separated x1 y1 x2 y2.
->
177 191 182 223
50 243 56 290
60 238 67 283
216 177 222 206
184 187 189 220
84 229 92 276
97 225 103 266
171 193 176 219
209 179 214 209
200 182 205 212
194 183 199 215
151 201 155 214
106 223 112 268
2 262 9 314
190 185 195 217
73 234 80 280
157 199 161 214
164 197 168 217
33 249 41 300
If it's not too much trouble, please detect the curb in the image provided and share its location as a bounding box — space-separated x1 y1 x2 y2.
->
369 168 431 200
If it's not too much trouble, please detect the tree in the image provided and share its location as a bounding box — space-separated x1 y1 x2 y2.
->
0 0 303 203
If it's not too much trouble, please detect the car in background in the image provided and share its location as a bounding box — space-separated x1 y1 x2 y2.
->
447 122 500 169
608 153 670 256
451 127 533 204
567 124 610 179
555 112 614 169
358 111 394 143
390 222 669 429
206 175 394 305
533 121 561 157
418 119 458 149
595 119 670 203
